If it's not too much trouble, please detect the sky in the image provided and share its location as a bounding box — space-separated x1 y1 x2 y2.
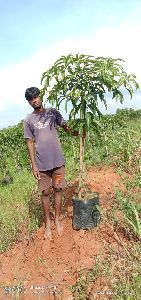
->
0 0 141 129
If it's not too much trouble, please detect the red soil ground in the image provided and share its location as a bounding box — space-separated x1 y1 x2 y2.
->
0 166 130 300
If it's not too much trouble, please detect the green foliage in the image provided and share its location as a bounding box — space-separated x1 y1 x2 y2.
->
41 54 139 133
41 53 139 196
0 122 30 182
116 190 141 239
0 169 37 252
96 110 141 171
116 108 141 120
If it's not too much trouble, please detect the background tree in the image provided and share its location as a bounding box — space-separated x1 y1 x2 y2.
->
41 54 139 199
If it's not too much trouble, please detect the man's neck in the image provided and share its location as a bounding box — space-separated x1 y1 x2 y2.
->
33 106 46 114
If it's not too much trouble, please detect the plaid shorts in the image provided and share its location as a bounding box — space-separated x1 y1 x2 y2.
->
38 165 66 193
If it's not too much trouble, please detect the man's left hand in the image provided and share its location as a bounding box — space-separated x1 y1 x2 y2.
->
72 130 86 138
72 130 79 137
62 124 86 138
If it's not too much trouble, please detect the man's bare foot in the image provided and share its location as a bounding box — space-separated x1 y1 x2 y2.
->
55 218 64 236
44 223 52 240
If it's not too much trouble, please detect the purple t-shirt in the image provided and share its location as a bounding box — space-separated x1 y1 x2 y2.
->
23 108 66 171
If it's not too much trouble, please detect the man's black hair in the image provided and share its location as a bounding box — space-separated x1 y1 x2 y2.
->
25 87 40 101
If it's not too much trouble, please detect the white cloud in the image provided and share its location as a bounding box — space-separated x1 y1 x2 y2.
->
0 18 141 126
0 49 48 112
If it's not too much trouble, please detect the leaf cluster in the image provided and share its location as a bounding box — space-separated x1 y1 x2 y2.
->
41 54 139 132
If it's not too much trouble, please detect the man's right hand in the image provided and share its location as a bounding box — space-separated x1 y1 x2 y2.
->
32 165 41 180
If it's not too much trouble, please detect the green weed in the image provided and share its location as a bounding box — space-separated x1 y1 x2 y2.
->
116 190 141 239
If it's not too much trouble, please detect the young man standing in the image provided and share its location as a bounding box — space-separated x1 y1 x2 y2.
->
24 87 78 240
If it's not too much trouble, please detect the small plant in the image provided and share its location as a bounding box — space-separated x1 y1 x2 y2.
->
116 190 141 239
124 201 141 239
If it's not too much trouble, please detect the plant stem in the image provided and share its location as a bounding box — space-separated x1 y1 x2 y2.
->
78 101 86 199
79 134 85 199
103 130 109 157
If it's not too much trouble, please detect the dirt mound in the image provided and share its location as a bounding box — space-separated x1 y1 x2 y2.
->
0 166 127 299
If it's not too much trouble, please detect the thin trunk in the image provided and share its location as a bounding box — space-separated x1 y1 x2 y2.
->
79 134 85 199
79 101 86 199
103 130 108 157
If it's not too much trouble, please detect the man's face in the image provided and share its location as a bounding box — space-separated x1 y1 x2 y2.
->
28 95 42 109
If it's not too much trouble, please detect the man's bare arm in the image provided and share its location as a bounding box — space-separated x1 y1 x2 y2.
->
26 138 41 180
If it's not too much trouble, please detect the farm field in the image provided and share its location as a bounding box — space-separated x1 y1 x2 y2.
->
0 109 141 299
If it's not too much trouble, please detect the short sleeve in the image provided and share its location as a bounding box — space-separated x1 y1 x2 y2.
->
55 109 66 127
23 120 34 138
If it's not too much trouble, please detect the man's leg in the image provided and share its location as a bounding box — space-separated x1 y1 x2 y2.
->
38 171 52 240
42 188 52 240
54 188 64 235
53 166 66 235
